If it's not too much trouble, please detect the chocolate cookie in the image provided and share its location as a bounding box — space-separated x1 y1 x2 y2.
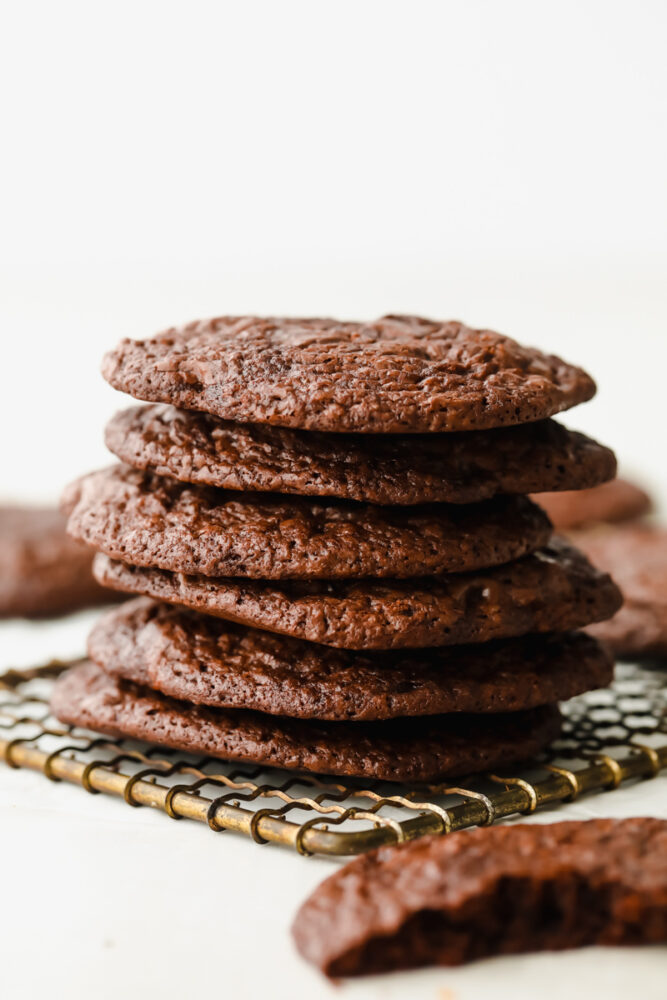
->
101 315 596 433
292 818 667 975
89 598 612 720
576 524 667 659
0 505 117 618
63 465 551 580
93 538 622 649
534 477 651 530
51 661 561 781
105 404 616 505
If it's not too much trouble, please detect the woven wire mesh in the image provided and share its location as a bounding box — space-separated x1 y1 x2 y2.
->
1 659 665 857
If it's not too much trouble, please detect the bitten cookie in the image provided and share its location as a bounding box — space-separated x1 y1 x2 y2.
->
105 404 616 505
102 315 596 433
93 538 622 649
292 818 667 975
51 662 561 781
89 598 613 721
0 505 116 618
63 465 551 580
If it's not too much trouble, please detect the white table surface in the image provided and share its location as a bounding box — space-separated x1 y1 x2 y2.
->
1 610 666 1000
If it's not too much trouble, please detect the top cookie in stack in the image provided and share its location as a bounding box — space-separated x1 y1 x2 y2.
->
52 315 622 783
99 314 598 433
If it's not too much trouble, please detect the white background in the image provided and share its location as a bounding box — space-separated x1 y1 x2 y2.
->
1 2 666 998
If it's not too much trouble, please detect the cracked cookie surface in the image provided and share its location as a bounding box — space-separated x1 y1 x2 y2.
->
102 315 596 433
89 597 612 720
105 404 616 505
63 464 551 580
51 660 562 782
92 537 622 649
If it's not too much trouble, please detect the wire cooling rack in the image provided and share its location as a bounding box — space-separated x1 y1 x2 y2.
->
1 659 665 857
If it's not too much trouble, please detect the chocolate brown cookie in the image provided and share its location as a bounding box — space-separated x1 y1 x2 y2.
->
93 538 622 649
89 598 612 720
105 404 616 505
51 660 561 781
0 505 117 618
534 477 651 530
63 465 551 580
292 818 667 975
576 524 667 659
102 315 596 433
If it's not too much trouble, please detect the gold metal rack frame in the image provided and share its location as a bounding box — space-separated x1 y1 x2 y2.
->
1 659 665 857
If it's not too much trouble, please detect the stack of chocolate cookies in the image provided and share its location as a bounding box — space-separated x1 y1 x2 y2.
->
52 316 622 783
